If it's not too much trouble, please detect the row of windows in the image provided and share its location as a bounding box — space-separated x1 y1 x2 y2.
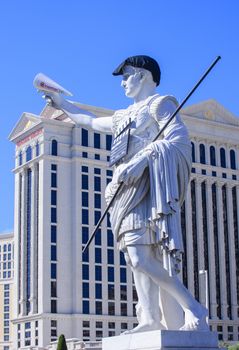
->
18 142 40 166
82 264 127 283
81 129 112 151
0 244 12 252
3 284 10 341
51 164 58 314
192 142 237 169
82 227 114 247
82 300 136 317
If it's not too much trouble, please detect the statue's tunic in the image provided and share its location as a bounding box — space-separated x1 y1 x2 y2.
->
105 94 192 275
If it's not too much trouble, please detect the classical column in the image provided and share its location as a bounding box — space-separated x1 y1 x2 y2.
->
19 169 27 316
195 177 204 303
216 181 228 319
185 180 195 296
226 183 238 320
205 179 217 319
29 163 37 314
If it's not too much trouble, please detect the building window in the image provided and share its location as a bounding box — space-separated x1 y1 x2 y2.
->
51 225 57 243
82 265 89 280
94 177 101 192
94 211 101 225
51 281 57 297
82 192 89 207
120 251 126 265
120 285 127 300
96 321 102 328
82 152 88 158
94 133 101 149
108 267 114 282
210 146 216 166
220 147 226 168
82 227 89 244
94 194 101 208
94 229 101 246
51 190 57 205
51 140 58 156
95 283 102 299
108 284 115 300
51 173 57 188
82 175 88 190
191 142 195 162
51 207 57 223
82 209 89 225
82 248 89 262
83 282 89 298
82 128 88 146
121 303 127 316
230 149 236 169
107 230 114 247
106 135 112 151
199 144 206 164
26 146 32 162
108 302 115 315
51 263 57 279
51 245 57 261
95 248 102 264
107 249 114 265
95 301 102 314
120 268 127 283
51 299 57 313
95 265 102 281
82 166 88 173
83 300 89 314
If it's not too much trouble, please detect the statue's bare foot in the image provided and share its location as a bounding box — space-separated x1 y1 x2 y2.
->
180 307 209 331
121 321 164 335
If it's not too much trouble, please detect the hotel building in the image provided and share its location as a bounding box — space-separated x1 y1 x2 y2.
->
8 98 239 348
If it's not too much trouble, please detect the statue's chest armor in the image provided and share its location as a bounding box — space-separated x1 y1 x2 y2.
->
110 105 159 165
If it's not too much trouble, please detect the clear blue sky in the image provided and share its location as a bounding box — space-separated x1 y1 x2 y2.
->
0 0 238 233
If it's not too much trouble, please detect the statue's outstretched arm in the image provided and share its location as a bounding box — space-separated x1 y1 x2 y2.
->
45 92 113 134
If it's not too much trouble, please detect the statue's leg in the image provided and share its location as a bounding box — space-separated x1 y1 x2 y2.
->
122 250 165 334
127 245 208 331
153 247 184 330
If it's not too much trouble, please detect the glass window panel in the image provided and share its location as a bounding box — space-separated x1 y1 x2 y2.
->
82 129 88 147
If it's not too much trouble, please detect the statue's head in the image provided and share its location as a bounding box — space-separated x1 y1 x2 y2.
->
112 55 160 99
113 55 161 86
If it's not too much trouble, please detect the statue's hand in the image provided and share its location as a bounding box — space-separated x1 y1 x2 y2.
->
42 91 65 110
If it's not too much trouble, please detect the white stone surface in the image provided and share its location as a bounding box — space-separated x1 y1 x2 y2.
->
102 330 219 350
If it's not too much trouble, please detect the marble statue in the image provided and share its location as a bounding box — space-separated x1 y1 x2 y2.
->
45 55 208 333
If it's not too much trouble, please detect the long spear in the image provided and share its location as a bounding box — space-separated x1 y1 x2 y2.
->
82 56 221 254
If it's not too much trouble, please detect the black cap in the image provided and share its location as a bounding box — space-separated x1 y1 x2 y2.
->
112 55 161 86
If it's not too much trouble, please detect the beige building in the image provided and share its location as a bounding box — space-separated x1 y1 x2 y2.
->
0 232 14 350
4 98 239 348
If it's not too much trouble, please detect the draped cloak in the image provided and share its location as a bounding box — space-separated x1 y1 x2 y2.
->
105 94 192 276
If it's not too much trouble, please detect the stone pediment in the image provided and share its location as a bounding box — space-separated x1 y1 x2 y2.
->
182 99 239 126
9 112 41 141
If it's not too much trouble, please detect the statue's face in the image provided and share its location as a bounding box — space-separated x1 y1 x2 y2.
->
121 65 144 98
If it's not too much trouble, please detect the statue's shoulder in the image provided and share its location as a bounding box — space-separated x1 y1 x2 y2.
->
148 94 178 119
